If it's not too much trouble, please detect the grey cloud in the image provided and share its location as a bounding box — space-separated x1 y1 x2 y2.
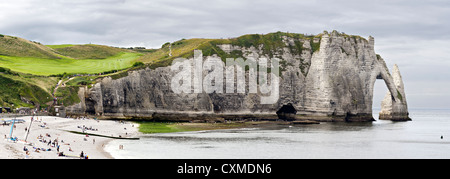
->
2 0 449 45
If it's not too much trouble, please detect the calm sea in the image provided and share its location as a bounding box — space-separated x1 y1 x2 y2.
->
105 109 450 159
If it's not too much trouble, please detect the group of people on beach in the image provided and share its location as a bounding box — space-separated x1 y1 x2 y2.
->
33 132 89 159
2 115 136 159
37 133 59 148
78 125 98 132
4 116 92 159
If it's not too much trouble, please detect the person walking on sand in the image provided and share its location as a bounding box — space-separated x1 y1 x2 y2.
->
80 151 84 158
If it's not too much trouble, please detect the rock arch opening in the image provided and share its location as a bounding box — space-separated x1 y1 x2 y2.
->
371 65 410 121
373 78 390 120
276 103 297 120
85 97 97 115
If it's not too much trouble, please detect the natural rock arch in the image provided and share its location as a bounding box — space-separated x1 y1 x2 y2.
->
378 65 411 120
370 63 410 121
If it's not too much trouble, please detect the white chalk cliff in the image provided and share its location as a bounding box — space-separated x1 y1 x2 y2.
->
66 31 411 122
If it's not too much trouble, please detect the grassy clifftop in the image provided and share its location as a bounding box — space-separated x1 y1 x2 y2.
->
137 31 325 69
49 44 129 59
0 34 144 109
0 52 141 76
0 69 56 108
0 35 143 76
0 35 61 59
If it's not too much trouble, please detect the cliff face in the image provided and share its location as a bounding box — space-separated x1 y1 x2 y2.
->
66 31 410 122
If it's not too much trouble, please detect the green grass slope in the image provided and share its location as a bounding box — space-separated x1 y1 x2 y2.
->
0 35 143 76
0 34 144 109
137 38 213 69
0 35 61 59
0 70 54 108
0 52 142 76
49 44 128 59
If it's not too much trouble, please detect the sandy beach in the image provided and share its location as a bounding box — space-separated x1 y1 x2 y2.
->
0 116 140 159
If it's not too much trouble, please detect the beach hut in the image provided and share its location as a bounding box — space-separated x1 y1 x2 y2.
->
53 106 66 117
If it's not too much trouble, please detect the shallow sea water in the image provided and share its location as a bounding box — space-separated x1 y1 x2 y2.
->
105 109 450 159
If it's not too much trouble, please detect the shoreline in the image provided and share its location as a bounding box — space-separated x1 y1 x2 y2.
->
0 116 140 159
99 138 114 159
99 130 142 159
1 116 317 159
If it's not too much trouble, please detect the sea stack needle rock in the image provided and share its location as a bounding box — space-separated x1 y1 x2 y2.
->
379 64 411 121
66 31 411 122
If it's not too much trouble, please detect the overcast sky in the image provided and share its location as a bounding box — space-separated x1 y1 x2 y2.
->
1 0 449 109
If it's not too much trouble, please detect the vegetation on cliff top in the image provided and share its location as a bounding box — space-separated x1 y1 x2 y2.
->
0 34 145 108
0 52 142 76
138 31 326 70
0 72 55 108
0 35 61 59
0 34 144 76
50 44 128 59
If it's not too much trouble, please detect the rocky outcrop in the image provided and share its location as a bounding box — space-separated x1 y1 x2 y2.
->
379 64 411 121
66 31 410 122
